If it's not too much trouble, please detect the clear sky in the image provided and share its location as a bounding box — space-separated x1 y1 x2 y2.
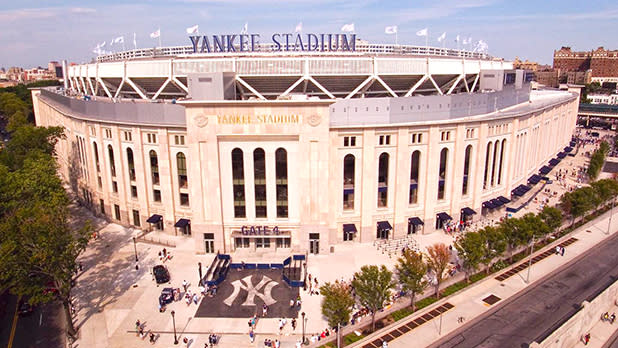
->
1 0 617 69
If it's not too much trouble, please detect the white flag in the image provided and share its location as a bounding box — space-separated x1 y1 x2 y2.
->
416 28 428 36
462 38 468 45
186 25 199 34
240 22 248 34
341 23 355 32
295 22 303 33
437 32 446 42
385 26 398 34
133 33 137 49
150 29 160 39
99 41 106 48
468 37 472 44
455 35 460 43
112 36 124 44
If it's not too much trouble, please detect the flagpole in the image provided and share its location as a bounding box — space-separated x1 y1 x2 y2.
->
158 28 161 48
395 31 398 46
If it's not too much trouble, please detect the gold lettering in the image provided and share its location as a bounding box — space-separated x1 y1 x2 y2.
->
216 114 300 124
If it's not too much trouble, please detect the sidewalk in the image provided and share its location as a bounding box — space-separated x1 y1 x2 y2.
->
349 208 618 348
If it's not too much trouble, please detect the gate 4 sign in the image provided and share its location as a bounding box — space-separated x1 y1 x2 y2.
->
223 275 278 307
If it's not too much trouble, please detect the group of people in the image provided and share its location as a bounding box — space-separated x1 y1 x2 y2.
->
554 245 566 256
307 273 320 295
158 248 172 261
602 311 616 324
135 320 158 344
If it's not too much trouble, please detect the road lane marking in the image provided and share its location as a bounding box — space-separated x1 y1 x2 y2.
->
39 313 43 326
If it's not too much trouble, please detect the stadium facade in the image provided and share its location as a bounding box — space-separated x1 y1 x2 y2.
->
32 40 579 254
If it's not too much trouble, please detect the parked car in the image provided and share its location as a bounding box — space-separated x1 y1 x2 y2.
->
18 299 34 316
153 265 170 284
159 287 174 306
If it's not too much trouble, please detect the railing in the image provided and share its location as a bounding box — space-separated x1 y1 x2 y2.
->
95 43 493 63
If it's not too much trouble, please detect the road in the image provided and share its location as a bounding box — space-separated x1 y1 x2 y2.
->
0 292 65 348
430 232 618 348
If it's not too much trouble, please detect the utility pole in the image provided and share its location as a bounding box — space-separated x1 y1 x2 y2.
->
526 236 535 283
607 198 615 235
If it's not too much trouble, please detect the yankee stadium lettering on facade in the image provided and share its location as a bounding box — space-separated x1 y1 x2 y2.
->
189 33 357 53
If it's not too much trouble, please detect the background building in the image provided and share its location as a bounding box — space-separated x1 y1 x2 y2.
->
554 46 618 84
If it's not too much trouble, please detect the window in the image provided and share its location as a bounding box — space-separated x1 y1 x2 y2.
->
343 136 357 147
483 142 492 190
147 133 157 144
150 150 159 185
409 151 420 204
437 148 448 200
276 238 291 248
99 199 105 215
93 142 100 172
131 185 138 198
104 128 112 139
112 181 118 193
410 133 423 144
180 193 190 206
462 145 472 195
174 135 185 145
114 204 121 221
126 148 136 181
90 126 96 136
343 154 355 210
377 152 389 207
275 148 288 218
465 128 475 139
491 140 499 186
97 176 102 189
256 238 271 248
235 237 250 248
253 148 267 218
153 189 161 202
232 148 246 218
123 131 132 141
132 209 140 227
378 135 391 145
107 145 116 177
177 152 188 188
498 139 506 185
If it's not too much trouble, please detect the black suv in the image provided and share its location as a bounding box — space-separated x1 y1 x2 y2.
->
153 265 170 284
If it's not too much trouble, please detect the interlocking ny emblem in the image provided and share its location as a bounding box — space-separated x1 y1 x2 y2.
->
224 275 278 307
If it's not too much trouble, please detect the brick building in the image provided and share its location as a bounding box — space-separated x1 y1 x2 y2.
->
553 46 618 83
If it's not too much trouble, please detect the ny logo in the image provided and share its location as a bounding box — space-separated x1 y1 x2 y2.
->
224 275 278 307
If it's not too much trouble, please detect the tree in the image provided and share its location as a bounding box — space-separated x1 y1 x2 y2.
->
590 179 618 203
561 186 599 222
538 206 563 233
351 265 394 332
499 217 524 262
395 250 427 311
320 282 356 344
454 232 485 283
478 226 506 274
425 243 451 298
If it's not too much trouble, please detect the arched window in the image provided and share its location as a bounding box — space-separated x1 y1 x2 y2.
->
126 148 135 181
409 151 420 204
483 142 492 189
275 148 288 218
498 139 506 185
93 142 100 172
150 150 159 185
377 152 389 207
438 148 448 200
491 140 499 186
107 145 116 177
462 145 472 195
177 152 188 188
253 148 267 218
343 154 355 210
232 148 246 218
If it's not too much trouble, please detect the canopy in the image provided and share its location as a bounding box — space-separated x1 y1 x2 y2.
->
461 207 477 216
343 224 357 233
146 214 163 223
408 217 424 226
437 212 452 221
377 221 392 231
174 218 190 228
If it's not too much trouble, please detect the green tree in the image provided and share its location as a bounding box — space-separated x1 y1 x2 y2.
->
454 231 485 283
320 282 356 344
520 213 550 240
395 250 428 311
478 226 506 273
561 186 599 223
0 124 64 170
498 217 523 261
425 243 451 298
351 265 394 332
538 206 563 233
590 179 618 203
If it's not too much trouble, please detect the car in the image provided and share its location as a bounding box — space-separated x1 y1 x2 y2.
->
18 299 34 316
159 287 174 306
153 265 170 284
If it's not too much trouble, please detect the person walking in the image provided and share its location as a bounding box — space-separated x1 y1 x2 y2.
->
249 329 255 343
291 318 297 331
584 333 591 345
182 280 189 292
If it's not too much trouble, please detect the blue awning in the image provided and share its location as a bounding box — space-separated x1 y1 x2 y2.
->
408 217 424 226
570 140 577 147
564 146 573 153
528 174 542 185
174 218 190 228
377 221 392 231
437 212 452 221
146 214 163 223
343 188 354 195
461 207 476 216
519 184 531 193
343 224 357 233
498 196 511 204
409 183 418 190
512 189 524 197
548 158 560 166
557 152 567 159
539 166 551 175
483 201 496 209
491 199 504 207
378 186 388 193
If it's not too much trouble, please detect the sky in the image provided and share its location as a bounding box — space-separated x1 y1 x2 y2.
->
0 0 617 68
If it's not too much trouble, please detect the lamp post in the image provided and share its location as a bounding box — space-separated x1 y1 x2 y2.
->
171 310 178 345
526 236 535 284
607 198 615 235
301 311 307 345
198 262 203 286
132 237 138 262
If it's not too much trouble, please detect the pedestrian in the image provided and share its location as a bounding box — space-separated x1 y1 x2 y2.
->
149 332 156 344
193 293 199 305
291 318 297 330
249 329 255 343
382 340 389 348
262 304 268 317
163 248 167 257
290 299 294 308
275 339 280 348
561 246 565 256
584 333 590 345
555 246 560 255
78 262 83 271
182 280 189 292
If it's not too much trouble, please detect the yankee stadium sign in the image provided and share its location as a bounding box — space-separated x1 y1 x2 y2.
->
189 33 356 53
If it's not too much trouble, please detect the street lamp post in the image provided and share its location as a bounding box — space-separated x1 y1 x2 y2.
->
607 198 615 235
198 262 203 286
526 236 535 284
301 311 307 345
132 237 138 262
171 310 178 345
